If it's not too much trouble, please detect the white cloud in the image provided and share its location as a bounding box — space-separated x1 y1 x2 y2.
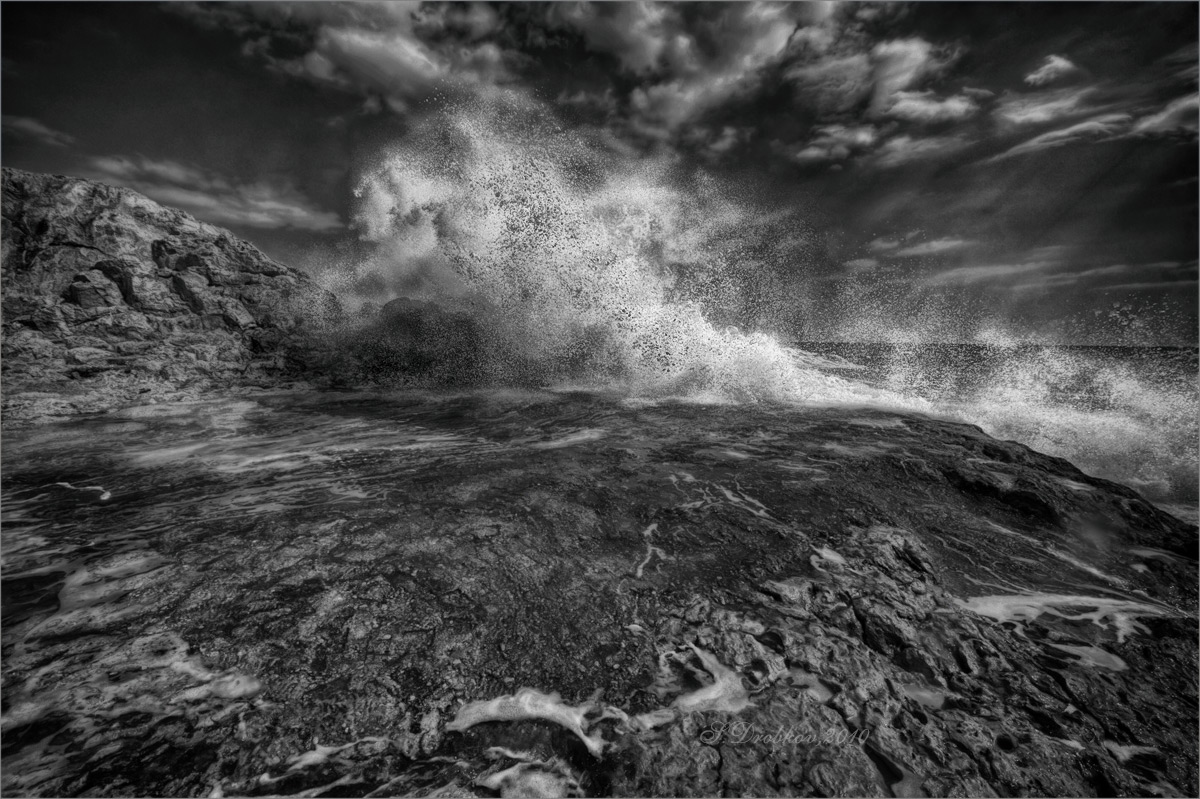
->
892 238 973 258
885 90 978 123
786 124 879 165
1024 55 1082 87
1131 94 1199 135
549 1 676 75
1099 279 1198 291
873 134 970 167
785 53 874 116
1077 261 1197 292
869 38 943 114
962 86 995 99
302 25 444 102
1010 264 1130 290
923 261 1052 285
867 236 901 252
423 3 500 42
955 260 1195 292
180 1 516 111
618 3 801 136
844 258 878 270
1160 43 1199 84
1 116 75 147
84 155 342 232
986 113 1131 161
89 155 227 190
995 87 1096 126
706 126 748 154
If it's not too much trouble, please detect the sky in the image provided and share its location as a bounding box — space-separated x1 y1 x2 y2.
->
2 1 1197 345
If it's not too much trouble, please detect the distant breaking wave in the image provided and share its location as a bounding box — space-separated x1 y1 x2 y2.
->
325 95 1196 504
340 94 903 405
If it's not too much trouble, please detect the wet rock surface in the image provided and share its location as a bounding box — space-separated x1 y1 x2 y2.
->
2 392 1195 797
1 168 342 424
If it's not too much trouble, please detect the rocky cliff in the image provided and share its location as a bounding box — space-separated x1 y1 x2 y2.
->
1 168 342 423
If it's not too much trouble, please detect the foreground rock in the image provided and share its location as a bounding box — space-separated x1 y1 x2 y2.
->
2 392 1195 797
1 168 342 424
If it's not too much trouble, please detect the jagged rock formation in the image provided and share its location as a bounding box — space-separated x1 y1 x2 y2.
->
1 168 342 423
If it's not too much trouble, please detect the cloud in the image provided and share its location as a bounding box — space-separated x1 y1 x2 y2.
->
885 90 978 123
995 86 1096 126
1099 279 1198 291
289 20 515 109
1131 94 1199 135
843 258 878 270
986 113 1131 161
430 3 501 41
84 155 342 231
1160 43 1199 84
784 124 878 165
1094 260 1195 291
183 1 817 151
1010 263 1130 290
873 134 970 167
787 31 959 123
892 238 973 258
923 260 1052 285
548 1 677 75
616 3 801 137
869 38 952 114
178 1 516 111
1024 55 1082 87
1011 261 1196 291
962 86 994 100
319 26 442 88
1 115 75 147
705 126 750 154
785 53 873 116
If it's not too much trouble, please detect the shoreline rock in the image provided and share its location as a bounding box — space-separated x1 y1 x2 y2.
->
0 394 1195 797
1 168 343 425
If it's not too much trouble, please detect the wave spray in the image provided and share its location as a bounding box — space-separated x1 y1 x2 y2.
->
332 95 1196 503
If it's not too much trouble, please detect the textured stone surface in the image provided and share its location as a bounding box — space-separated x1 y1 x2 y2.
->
2 394 1195 797
1 168 342 424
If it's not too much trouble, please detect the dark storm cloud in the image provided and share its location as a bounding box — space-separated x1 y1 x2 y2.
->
1 1 1195 343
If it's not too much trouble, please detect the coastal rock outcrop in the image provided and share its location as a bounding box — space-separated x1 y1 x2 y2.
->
1 168 342 423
